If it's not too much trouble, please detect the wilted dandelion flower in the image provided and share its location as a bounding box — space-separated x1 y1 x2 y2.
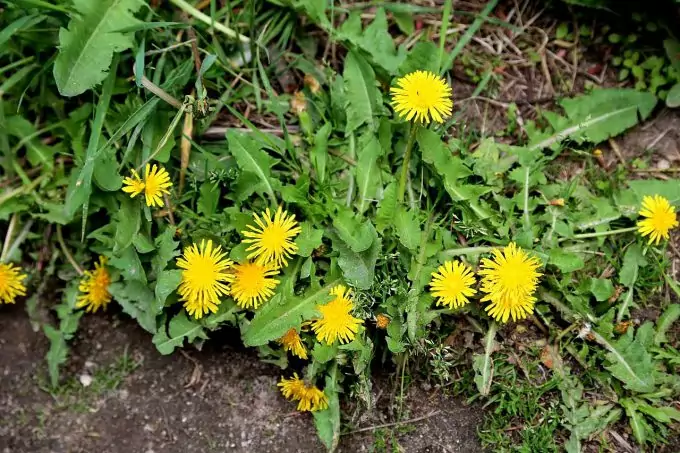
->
278 373 328 412
76 256 112 313
229 261 279 309
390 70 453 123
478 243 542 323
0 263 27 304
122 164 172 208
311 285 362 345
176 240 233 319
375 314 390 329
278 328 307 359
429 260 476 309
637 195 678 245
242 207 301 268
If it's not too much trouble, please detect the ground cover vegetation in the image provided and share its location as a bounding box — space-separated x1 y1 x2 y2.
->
1 0 680 450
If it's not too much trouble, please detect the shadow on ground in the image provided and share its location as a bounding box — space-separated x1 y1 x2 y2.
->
0 305 482 453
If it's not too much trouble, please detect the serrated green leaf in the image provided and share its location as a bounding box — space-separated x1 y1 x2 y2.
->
113 197 141 253
53 0 142 96
595 323 656 393
621 399 648 445
418 128 491 219
548 250 585 273
44 324 68 388
332 210 374 253
313 370 341 452
528 89 657 151
331 225 381 290
654 304 680 345
394 207 420 251
226 129 278 204
311 122 331 183
153 312 207 355
155 270 182 313
375 182 397 233
109 246 146 284
473 322 497 396
399 41 438 75
151 227 179 273
109 280 156 333
358 8 406 73
296 222 324 257
343 51 381 133
355 134 382 214
197 181 220 216
243 281 339 347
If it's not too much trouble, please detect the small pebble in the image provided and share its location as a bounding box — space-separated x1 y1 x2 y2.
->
79 374 93 387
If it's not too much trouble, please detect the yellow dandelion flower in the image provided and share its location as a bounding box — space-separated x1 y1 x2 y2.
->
229 261 279 310
278 328 308 359
121 169 145 198
478 243 542 323
242 207 302 268
77 256 112 313
176 240 233 319
637 195 678 245
0 263 27 304
143 164 172 207
311 285 362 345
429 260 477 309
277 373 328 412
375 314 390 329
390 70 453 123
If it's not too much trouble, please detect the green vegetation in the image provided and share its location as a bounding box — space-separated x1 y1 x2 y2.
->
1 0 679 451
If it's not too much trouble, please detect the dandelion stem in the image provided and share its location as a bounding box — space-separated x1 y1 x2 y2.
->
441 246 495 257
0 214 17 263
4 220 33 264
57 225 84 276
397 124 419 203
562 226 638 242
169 0 250 43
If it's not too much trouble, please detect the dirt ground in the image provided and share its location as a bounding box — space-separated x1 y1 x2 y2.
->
0 304 483 453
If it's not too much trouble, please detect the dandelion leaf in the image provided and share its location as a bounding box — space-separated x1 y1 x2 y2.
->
603 322 656 393
153 312 207 355
54 0 143 96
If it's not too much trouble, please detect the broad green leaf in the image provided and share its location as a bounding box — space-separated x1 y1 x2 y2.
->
399 41 438 75
332 210 374 253
358 8 406 73
596 323 656 393
331 226 381 290
343 51 381 133
54 0 143 96
375 182 398 233
296 222 324 257
473 322 497 396
151 227 179 273
313 370 341 452
654 304 680 345
243 281 338 346
109 280 156 333
109 246 146 283
355 134 382 214
588 278 614 302
528 89 657 151
113 197 141 253
627 179 680 205
394 207 420 251
666 82 680 108
311 122 331 183
312 343 338 364
155 270 182 313
419 128 491 219
226 129 279 203
197 181 220 216
636 403 680 424
619 244 645 287
93 152 122 190
133 233 155 253
202 300 239 329
153 312 207 355
548 250 584 273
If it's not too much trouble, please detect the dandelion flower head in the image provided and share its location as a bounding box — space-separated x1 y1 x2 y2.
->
637 195 678 245
478 243 542 323
390 70 453 123
242 207 301 268
311 285 362 345
278 328 308 359
429 260 476 309
0 263 27 304
229 261 279 310
278 373 328 412
176 240 233 319
77 256 112 313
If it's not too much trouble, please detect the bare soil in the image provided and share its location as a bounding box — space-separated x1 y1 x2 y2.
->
0 305 482 453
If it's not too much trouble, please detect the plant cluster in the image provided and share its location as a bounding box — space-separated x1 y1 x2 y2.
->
2 1 680 451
